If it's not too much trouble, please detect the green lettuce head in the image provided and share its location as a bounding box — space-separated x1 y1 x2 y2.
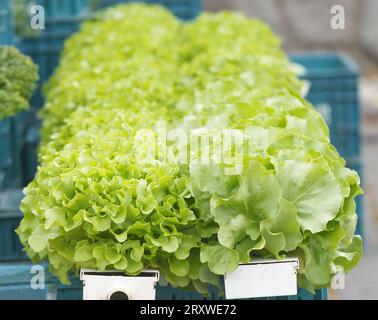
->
0 46 39 120
17 3 362 295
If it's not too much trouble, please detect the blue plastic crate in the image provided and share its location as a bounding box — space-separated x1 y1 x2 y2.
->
0 116 25 190
0 119 12 187
290 52 361 160
0 114 39 191
0 261 327 300
0 263 83 300
156 283 221 300
155 283 327 300
11 112 30 189
35 0 91 17
0 0 13 45
0 113 39 189
0 189 27 262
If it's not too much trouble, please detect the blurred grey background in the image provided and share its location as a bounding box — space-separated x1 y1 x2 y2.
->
204 0 378 300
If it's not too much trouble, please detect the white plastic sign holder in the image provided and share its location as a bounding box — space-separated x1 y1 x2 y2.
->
80 269 159 300
224 258 299 299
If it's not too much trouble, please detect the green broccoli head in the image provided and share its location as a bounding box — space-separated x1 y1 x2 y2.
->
0 46 39 120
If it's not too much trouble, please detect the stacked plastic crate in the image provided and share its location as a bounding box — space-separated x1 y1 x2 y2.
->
291 53 364 236
0 0 27 264
0 0 13 188
0 118 12 188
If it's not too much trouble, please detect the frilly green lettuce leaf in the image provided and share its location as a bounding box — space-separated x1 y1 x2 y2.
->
200 245 239 275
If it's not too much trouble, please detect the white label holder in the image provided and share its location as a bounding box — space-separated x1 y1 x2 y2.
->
224 258 300 299
80 269 159 300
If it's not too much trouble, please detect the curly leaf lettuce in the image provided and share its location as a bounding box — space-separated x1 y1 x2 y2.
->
17 3 362 295
0 46 39 119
